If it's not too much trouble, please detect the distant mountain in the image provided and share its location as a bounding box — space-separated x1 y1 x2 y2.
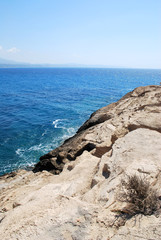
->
0 58 113 68
0 58 32 68
0 58 17 64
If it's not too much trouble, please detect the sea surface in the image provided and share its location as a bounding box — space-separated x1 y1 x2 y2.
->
0 68 160 175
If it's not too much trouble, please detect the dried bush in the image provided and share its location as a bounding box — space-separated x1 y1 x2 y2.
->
118 174 160 217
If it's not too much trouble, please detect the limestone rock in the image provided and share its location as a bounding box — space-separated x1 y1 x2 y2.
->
0 85 161 239
33 85 161 174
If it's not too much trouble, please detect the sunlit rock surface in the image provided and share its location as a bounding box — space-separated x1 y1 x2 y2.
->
0 85 161 240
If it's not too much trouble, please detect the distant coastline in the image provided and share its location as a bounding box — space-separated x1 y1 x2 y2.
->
0 58 161 69
0 65 161 70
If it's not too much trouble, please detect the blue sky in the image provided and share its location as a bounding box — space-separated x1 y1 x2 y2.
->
0 0 161 68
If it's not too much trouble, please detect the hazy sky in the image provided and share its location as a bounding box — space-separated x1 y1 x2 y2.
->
0 0 161 68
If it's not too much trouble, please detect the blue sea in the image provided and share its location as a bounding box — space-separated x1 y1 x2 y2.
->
0 68 160 175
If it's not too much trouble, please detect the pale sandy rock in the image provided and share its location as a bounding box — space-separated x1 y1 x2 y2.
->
0 85 161 239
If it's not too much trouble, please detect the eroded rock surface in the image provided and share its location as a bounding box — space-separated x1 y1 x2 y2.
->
0 85 161 240
33 85 161 174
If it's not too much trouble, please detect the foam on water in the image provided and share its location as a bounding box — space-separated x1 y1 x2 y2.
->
14 121 77 172
52 119 71 129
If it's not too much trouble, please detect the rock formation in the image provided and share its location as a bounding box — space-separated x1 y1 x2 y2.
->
0 85 161 239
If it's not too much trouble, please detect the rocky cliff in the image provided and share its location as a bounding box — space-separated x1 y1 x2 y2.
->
0 85 161 240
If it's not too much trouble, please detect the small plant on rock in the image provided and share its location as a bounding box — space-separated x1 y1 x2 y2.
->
112 175 160 228
113 174 160 228
118 174 160 216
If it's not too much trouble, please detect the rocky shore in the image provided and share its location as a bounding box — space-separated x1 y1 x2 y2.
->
0 85 161 240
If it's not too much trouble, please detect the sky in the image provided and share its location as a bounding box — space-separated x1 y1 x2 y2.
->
0 0 161 68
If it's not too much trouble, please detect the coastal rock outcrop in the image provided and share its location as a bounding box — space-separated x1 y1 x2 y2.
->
0 85 161 240
33 85 161 173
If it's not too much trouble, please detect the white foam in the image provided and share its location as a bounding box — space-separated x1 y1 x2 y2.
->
67 127 75 134
52 119 61 128
52 119 68 128
16 148 25 156
13 123 78 175
15 126 77 158
28 144 42 151
16 148 21 155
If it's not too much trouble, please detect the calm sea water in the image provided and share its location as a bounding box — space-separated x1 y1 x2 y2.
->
0 68 160 175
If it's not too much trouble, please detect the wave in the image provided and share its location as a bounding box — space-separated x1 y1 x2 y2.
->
52 119 76 134
1 119 78 175
16 148 25 156
14 123 77 170
0 160 36 175
52 119 68 128
16 128 76 158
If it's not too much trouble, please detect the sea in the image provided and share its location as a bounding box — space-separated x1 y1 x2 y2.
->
0 68 160 176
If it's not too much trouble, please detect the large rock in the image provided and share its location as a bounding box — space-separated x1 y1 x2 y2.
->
0 85 161 239
33 85 161 174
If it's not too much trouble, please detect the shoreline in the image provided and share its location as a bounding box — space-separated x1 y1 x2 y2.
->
0 85 161 239
1 68 161 176
1 84 161 178
33 84 161 174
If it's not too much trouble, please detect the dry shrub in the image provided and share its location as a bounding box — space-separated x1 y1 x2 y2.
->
118 174 160 217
